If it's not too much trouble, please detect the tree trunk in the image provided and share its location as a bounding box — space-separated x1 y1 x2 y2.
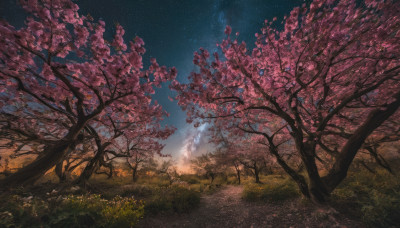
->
55 161 66 183
322 93 400 193
210 173 215 184
303 152 329 203
76 149 103 186
294 135 329 203
76 137 111 186
234 162 241 184
268 145 310 198
132 164 138 182
0 119 87 188
0 141 73 188
254 167 261 183
236 169 241 185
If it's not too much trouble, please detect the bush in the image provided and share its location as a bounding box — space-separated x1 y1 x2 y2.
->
361 190 400 227
101 196 145 227
136 176 170 187
0 194 144 228
179 174 201 184
145 186 200 214
332 169 400 227
53 194 144 227
120 184 154 198
189 183 206 192
242 176 300 202
226 175 239 185
0 195 48 228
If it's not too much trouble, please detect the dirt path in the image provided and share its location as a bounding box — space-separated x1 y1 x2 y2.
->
138 185 363 228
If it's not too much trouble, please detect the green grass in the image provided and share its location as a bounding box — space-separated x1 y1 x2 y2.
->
331 169 400 227
242 175 300 202
144 185 200 214
0 194 144 228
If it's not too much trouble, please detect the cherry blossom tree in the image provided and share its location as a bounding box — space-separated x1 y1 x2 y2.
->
209 130 243 184
74 103 174 186
110 116 173 183
173 0 400 202
191 153 221 184
210 127 273 184
0 0 176 187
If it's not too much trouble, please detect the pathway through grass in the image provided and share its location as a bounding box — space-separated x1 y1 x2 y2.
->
138 185 363 227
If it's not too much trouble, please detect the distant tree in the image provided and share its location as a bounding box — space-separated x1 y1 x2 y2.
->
126 151 147 182
75 107 174 186
120 126 173 182
174 0 400 203
209 129 239 183
239 156 266 184
191 153 222 184
158 159 178 185
0 0 176 187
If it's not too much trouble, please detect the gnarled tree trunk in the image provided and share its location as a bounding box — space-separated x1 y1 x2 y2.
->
0 121 86 188
0 141 73 187
322 95 400 193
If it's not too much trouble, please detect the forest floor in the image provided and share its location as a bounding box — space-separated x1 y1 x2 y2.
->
138 185 364 228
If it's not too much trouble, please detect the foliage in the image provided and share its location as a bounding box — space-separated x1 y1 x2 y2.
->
0 194 144 228
145 185 200 214
120 184 155 198
180 174 201 184
331 169 400 227
226 175 240 185
0 195 49 228
242 175 300 202
191 153 219 183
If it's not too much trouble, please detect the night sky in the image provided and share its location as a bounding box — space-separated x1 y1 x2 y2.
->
0 0 308 169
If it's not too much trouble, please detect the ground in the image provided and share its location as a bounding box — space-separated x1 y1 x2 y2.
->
138 185 363 228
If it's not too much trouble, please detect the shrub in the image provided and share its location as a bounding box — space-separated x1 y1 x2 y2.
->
170 186 201 213
242 176 300 202
361 190 400 227
242 184 261 201
179 174 201 184
332 169 400 227
101 196 145 227
189 183 205 192
120 184 154 198
0 194 144 228
226 175 239 185
136 176 170 187
0 195 48 227
52 194 144 227
145 186 200 214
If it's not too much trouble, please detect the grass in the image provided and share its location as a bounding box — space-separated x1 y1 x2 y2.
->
242 175 300 202
331 169 400 227
0 172 205 227
144 185 201 214
3 165 399 227
0 194 144 228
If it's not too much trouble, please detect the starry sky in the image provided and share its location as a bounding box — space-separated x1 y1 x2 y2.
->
0 0 309 170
